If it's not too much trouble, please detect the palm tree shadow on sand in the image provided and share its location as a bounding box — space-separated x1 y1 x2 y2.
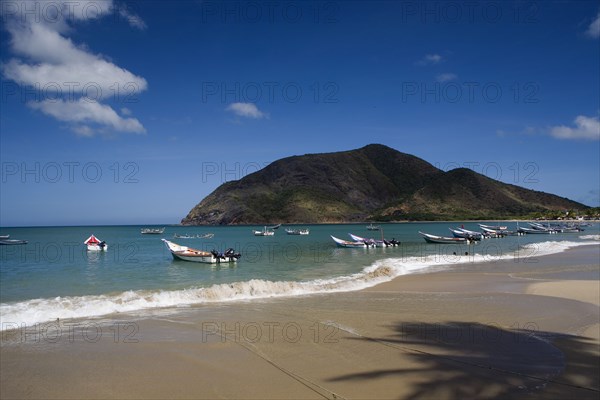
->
328 321 599 399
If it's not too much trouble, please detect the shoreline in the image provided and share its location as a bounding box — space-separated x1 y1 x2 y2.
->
2 244 599 399
1 241 599 331
3 218 598 229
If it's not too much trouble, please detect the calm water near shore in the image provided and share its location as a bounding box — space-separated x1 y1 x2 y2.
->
1 222 598 328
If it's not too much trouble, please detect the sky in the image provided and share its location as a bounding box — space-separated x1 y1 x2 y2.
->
0 0 599 227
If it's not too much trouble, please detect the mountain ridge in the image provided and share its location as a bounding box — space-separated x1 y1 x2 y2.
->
182 144 587 225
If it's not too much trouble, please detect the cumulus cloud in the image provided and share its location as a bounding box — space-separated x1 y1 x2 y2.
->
586 12 600 38
550 115 600 140
436 73 457 82
30 99 146 135
417 53 443 66
1 0 147 136
226 103 267 119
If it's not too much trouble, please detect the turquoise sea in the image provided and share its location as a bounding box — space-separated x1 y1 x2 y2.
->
1 222 598 329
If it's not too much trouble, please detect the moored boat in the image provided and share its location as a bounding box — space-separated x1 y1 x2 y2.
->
253 227 275 236
330 235 368 248
0 239 27 245
0 234 9 240
141 227 165 234
173 233 195 239
348 233 400 247
84 234 107 251
162 239 240 263
419 231 475 244
285 228 310 235
366 223 380 231
449 228 483 241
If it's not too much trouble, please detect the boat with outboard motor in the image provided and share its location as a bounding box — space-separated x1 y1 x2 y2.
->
84 234 107 251
162 239 240 263
419 231 476 244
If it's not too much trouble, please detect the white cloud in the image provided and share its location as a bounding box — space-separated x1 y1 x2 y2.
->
30 99 146 135
550 115 600 140
226 103 267 119
586 12 600 38
1 0 147 136
417 53 443 66
2 23 147 99
121 107 132 116
436 73 457 82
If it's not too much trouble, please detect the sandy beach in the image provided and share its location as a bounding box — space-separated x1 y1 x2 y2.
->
1 244 599 399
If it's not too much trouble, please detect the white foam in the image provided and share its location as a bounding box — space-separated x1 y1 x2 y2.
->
580 234 600 241
2 239 599 330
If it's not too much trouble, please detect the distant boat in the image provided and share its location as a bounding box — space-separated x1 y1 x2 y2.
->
197 233 215 239
173 233 195 239
419 231 474 244
0 234 9 240
366 224 380 231
479 223 508 231
331 235 369 248
285 228 310 235
162 239 240 264
84 234 107 251
141 227 165 234
253 227 275 236
0 239 27 245
268 224 282 230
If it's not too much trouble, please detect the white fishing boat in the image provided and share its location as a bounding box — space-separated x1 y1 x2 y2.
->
419 231 475 244
253 227 275 236
197 233 215 239
0 239 27 245
141 227 165 234
449 228 483 240
162 239 240 263
331 235 368 248
285 228 310 235
0 234 9 240
349 233 400 247
366 224 380 231
173 233 195 239
84 234 107 251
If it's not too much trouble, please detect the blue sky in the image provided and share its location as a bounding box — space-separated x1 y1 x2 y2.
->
1 0 599 226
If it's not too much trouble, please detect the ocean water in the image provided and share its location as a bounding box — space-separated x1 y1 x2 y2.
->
1 222 598 329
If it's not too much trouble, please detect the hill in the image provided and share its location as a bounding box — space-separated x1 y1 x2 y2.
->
181 144 586 224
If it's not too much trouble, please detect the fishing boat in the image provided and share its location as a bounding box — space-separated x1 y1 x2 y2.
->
268 224 282 230
366 223 380 231
173 233 195 239
330 235 368 248
141 227 165 234
285 228 310 235
517 226 553 234
0 234 9 240
419 231 474 244
253 227 275 236
84 235 107 251
0 239 27 245
449 228 483 241
348 233 400 247
479 223 509 231
162 239 240 264
197 233 215 239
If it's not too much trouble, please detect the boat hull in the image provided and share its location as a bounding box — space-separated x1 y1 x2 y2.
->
0 239 27 245
419 232 471 244
162 239 238 264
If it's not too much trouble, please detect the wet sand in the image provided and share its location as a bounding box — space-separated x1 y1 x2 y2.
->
1 245 599 399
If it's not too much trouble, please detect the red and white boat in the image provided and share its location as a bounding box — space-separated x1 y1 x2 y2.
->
84 234 107 251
